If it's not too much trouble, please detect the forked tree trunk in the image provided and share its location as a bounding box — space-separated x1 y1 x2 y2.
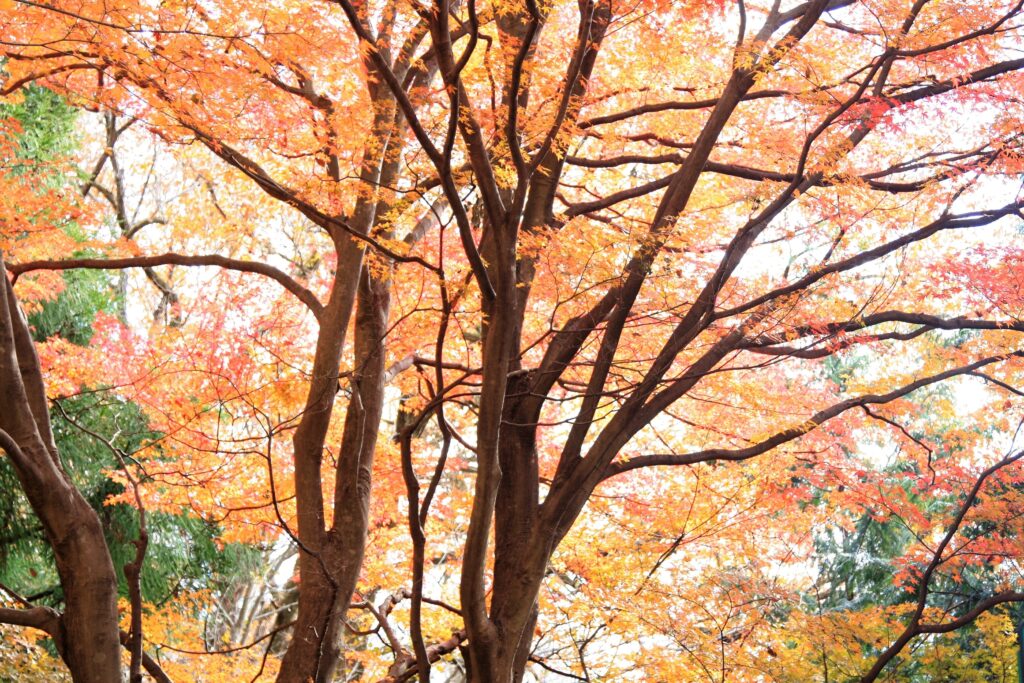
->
0 260 122 682
277 262 393 683
273 59 401 675
467 585 544 683
275 239 365 683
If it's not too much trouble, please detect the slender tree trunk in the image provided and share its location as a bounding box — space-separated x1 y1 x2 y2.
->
274 258 392 683
276 238 365 683
275 70 398 675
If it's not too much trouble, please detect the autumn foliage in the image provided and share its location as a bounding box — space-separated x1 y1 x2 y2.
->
3 0 1024 681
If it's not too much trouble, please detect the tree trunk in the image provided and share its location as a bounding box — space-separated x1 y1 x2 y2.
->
51 495 123 682
478 539 549 683
274 63 399 676
275 240 364 683
461 365 552 681
276 545 346 683
0 261 122 682
277 251 393 683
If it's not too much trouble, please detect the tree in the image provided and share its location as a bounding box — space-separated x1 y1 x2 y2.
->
0 86 284 683
4 0 1024 681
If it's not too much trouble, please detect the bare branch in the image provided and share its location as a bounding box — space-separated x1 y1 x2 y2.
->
9 253 324 319
604 351 1023 477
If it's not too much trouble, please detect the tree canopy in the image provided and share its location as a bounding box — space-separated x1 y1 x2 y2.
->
3 0 1024 681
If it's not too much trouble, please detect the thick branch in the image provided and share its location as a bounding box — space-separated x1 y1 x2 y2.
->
0 605 62 636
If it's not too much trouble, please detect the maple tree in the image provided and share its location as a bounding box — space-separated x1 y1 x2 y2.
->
4 0 1024 681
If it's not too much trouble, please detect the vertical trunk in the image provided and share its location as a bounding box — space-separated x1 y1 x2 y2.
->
276 238 365 683
276 69 398 678
277 549 346 683
325 261 394 681
277 250 394 683
459 201 525 675
463 5 614 675
487 391 547 680
53 496 124 683
476 558 547 683
0 262 122 682
464 582 543 683
330 137 397 604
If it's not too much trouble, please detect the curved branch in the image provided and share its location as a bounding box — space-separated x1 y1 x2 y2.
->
0 605 62 636
8 254 324 319
917 592 1024 634
743 327 929 358
744 311 1024 348
565 155 983 194
861 444 1024 682
579 89 791 128
576 45 1024 131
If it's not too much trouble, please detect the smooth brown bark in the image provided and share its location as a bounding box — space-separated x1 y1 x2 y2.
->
275 231 371 683
0 259 122 683
276 75 399 680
